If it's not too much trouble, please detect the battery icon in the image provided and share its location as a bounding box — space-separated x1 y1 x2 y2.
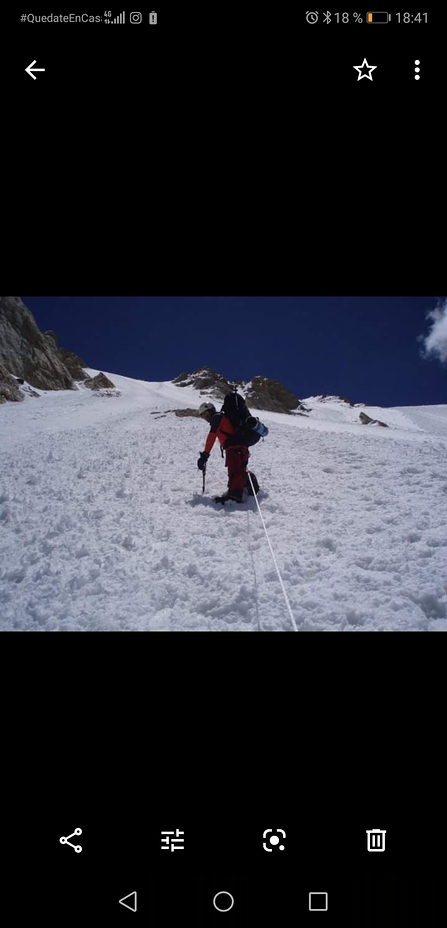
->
367 12 391 23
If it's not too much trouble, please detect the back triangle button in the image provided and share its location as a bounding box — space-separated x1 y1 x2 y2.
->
119 891 137 912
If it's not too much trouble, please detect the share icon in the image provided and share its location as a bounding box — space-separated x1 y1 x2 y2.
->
59 828 82 852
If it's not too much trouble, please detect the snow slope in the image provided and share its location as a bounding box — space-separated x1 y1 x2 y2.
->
1 373 446 631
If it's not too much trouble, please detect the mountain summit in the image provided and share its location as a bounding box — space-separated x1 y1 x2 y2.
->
172 367 303 414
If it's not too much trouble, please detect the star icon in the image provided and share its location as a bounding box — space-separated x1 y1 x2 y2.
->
353 58 377 81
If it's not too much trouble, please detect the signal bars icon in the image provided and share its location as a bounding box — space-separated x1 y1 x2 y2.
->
105 11 125 24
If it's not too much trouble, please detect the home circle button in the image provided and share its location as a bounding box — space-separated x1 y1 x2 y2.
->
213 891 234 912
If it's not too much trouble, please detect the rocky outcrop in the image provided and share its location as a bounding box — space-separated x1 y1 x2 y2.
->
59 347 88 380
0 365 24 403
44 331 87 380
44 330 58 349
244 376 302 414
173 367 232 399
84 372 115 390
171 368 303 414
359 411 388 427
0 297 77 392
317 394 354 407
150 408 200 418
173 407 200 417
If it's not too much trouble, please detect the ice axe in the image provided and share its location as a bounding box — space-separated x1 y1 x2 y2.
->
202 462 206 494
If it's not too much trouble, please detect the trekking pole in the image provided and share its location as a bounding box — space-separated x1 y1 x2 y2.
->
202 462 206 494
247 472 298 632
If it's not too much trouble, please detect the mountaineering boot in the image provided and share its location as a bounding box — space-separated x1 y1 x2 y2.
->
214 488 244 504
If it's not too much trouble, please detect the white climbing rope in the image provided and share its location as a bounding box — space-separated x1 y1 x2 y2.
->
247 473 298 632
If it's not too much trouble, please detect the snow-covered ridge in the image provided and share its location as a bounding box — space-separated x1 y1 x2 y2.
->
2 369 446 443
299 395 426 433
5 362 446 440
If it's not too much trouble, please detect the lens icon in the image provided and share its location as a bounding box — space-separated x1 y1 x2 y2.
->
130 12 142 24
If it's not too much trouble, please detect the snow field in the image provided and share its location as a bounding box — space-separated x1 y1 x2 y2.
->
1 374 446 630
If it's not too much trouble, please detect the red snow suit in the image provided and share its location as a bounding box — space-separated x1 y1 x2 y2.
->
204 413 250 492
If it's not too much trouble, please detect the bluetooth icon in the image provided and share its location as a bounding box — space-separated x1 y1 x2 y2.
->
323 11 331 23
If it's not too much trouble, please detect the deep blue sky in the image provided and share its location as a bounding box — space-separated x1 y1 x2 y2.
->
22 296 446 407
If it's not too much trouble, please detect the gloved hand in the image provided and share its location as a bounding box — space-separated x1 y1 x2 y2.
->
197 451 209 471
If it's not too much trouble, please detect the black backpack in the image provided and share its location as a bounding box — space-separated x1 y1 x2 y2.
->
221 391 262 448
221 391 251 430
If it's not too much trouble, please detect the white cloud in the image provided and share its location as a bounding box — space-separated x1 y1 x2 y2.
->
419 299 447 365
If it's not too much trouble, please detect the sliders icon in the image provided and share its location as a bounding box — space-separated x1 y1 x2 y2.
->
59 828 82 853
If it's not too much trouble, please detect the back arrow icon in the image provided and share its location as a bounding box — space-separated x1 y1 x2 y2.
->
119 892 137 912
25 60 45 80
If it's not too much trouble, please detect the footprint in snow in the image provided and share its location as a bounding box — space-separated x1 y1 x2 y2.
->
75 545 89 558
